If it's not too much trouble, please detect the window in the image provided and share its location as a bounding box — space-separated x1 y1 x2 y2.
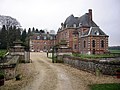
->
50 36 53 40
92 40 95 47
84 41 86 48
94 31 99 35
79 23 82 27
37 36 40 40
74 44 77 49
44 36 46 40
73 24 76 28
66 24 68 28
101 40 104 48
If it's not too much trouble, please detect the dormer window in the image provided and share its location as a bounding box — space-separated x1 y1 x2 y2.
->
79 23 82 27
73 24 76 28
66 24 68 28
37 36 40 40
44 36 46 40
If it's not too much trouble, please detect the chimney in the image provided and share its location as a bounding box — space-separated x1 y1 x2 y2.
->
88 9 92 21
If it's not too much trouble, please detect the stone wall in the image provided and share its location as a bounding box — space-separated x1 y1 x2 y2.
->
0 56 19 80
57 55 120 75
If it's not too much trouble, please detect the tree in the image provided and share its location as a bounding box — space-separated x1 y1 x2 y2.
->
0 25 7 49
40 29 45 33
35 28 39 33
21 29 27 42
28 28 31 35
32 27 35 32
16 28 21 40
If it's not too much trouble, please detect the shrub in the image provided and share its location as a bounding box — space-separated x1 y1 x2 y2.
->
0 73 4 79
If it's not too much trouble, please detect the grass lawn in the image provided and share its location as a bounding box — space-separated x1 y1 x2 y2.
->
90 83 120 90
0 50 7 57
109 50 120 54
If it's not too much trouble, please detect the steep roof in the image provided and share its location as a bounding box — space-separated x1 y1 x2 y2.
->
89 27 106 35
64 14 79 27
64 13 98 28
83 27 107 36
78 13 98 27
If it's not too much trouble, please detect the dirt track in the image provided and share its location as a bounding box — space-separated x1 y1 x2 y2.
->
21 52 120 90
1 52 119 90
22 52 88 90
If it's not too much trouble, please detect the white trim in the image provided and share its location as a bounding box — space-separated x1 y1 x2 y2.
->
88 27 92 35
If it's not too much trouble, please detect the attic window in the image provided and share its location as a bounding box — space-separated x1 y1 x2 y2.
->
66 24 68 28
50 36 53 40
73 24 76 28
79 23 82 27
37 36 40 40
44 36 46 40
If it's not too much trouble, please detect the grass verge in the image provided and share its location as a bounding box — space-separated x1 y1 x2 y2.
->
90 83 120 90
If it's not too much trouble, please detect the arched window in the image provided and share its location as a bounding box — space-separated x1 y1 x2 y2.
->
101 40 104 48
92 40 95 47
84 41 86 48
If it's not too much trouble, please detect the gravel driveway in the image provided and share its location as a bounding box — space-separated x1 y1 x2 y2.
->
21 52 88 90
1 52 119 90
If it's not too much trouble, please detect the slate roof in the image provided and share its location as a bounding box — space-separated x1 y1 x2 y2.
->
78 13 98 27
62 11 108 37
64 13 98 28
64 14 79 27
83 27 107 36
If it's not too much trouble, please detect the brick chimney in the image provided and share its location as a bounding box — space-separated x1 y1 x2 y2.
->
88 9 92 21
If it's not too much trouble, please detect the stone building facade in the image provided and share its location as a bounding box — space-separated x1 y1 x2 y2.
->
56 9 109 54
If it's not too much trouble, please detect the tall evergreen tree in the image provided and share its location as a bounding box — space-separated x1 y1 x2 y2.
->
28 28 31 36
15 28 21 40
35 28 39 33
0 25 7 49
21 29 27 42
32 27 35 32
8 26 15 46
40 29 45 33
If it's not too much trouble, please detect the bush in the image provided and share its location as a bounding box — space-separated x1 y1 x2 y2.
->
0 73 4 79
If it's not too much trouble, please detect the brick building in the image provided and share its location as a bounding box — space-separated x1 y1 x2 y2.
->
30 32 56 52
56 9 109 54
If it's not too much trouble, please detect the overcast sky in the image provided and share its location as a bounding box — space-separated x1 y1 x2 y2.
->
0 0 120 46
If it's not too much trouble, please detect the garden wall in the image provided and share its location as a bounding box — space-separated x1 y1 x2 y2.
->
57 55 120 75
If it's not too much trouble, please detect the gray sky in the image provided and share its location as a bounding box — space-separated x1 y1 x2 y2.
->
0 0 120 46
